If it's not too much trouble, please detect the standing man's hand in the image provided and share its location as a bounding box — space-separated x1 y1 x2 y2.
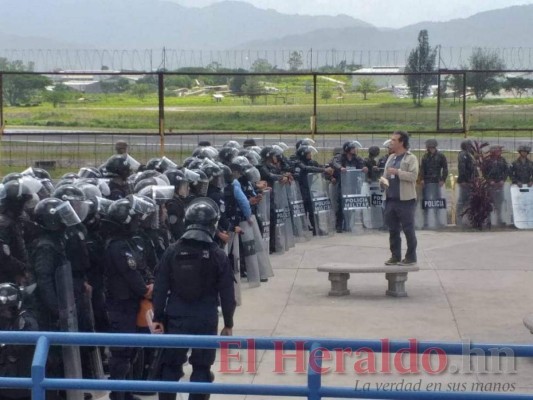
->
151 322 165 334
220 327 233 336
387 167 398 176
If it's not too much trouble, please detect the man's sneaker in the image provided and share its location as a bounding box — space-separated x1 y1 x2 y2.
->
384 257 400 265
399 259 417 266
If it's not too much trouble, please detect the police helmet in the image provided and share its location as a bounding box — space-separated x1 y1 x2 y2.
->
164 169 189 198
218 147 239 165
34 198 79 230
0 177 42 210
104 154 133 178
1 173 23 184
107 198 135 225
61 172 80 180
222 140 241 149
22 167 52 180
200 158 223 180
425 139 438 149
52 185 90 222
295 138 315 150
343 141 362 153
192 146 219 160
229 156 252 173
296 145 318 160
183 197 220 243
146 158 162 171
78 167 102 179
189 169 209 197
0 282 23 314
368 146 380 158
518 145 531 154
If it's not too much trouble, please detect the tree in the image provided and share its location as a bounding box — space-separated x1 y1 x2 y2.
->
0 58 51 105
101 77 131 94
241 76 264 104
43 84 72 107
251 58 273 73
229 69 247 94
467 48 505 101
356 77 377 100
321 88 332 103
288 51 303 72
449 73 465 104
502 76 533 98
404 30 437 106
131 83 151 101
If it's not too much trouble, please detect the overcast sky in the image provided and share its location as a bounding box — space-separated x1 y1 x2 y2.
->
173 0 533 28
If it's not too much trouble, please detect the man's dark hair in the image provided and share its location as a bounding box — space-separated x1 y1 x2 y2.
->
393 130 410 149
198 140 211 147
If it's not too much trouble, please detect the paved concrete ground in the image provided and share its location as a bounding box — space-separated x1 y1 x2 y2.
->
97 229 533 400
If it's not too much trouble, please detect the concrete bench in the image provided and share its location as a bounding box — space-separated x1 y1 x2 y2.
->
317 263 420 297
523 313 533 333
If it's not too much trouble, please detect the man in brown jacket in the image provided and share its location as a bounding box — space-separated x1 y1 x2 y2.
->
382 131 419 265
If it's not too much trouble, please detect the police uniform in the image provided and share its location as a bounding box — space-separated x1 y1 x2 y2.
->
420 151 448 184
0 309 39 400
510 158 533 186
294 158 324 235
0 212 30 284
483 153 509 225
152 238 236 400
104 234 153 400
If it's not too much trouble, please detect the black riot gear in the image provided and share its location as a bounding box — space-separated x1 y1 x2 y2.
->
218 147 239 166
146 158 162 171
182 198 220 243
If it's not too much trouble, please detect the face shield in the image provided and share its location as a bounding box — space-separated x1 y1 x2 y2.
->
40 179 55 197
195 180 209 197
24 193 41 214
183 168 201 184
138 185 175 204
245 166 261 183
204 146 219 159
125 155 141 173
129 195 157 219
54 201 82 227
250 146 262 155
176 180 190 198
155 175 170 186
157 156 178 171
21 167 36 177
224 140 241 149
272 144 286 154
96 179 111 197
96 196 113 217
246 151 261 166
19 176 44 196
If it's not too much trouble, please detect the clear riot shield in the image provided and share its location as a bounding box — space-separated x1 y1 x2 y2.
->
489 183 512 227
278 182 295 249
55 262 83 400
308 173 335 236
455 183 471 227
256 189 271 253
286 181 311 242
238 220 260 288
226 232 242 305
511 185 533 229
340 168 369 233
249 215 274 280
419 182 447 229
273 182 287 254
363 168 385 229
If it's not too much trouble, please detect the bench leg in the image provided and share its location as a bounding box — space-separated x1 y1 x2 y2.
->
328 272 350 296
385 272 408 297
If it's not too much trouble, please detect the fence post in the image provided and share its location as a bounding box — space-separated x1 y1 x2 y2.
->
0 73 4 136
31 335 50 400
307 342 322 400
311 73 317 141
462 71 467 137
436 70 442 131
158 72 165 156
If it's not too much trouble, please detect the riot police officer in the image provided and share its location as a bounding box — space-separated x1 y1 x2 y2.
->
482 145 509 226
0 177 41 284
456 140 477 226
152 198 236 400
330 141 368 233
364 146 382 182
165 169 190 242
103 197 155 400
103 154 140 200
419 139 448 228
0 282 39 400
510 145 533 186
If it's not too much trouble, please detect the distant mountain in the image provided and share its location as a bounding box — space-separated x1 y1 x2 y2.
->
0 0 371 49
241 5 533 51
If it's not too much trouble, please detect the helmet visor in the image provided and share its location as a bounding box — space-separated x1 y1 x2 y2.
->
55 201 82 227
139 185 175 203
125 155 141 172
19 176 44 195
157 156 178 171
69 199 92 222
21 167 36 177
96 196 113 216
177 181 190 198
130 195 157 217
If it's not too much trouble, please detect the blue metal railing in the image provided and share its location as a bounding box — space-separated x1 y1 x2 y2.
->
1 331 532 400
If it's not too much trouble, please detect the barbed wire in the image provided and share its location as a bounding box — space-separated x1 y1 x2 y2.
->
2 47 533 72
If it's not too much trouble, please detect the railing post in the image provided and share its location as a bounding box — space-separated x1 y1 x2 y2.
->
311 73 317 141
462 71 467 137
31 335 50 400
158 71 165 156
0 73 4 136
307 342 322 400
